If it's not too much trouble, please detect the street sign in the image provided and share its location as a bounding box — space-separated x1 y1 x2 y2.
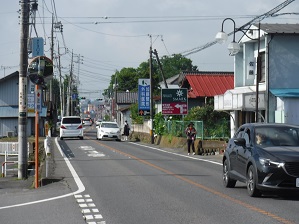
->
139 109 150 116
35 89 42 112
31 37 44 57
138 79 150 116
27 93 35 113
162 88 188 115
72 93 78 100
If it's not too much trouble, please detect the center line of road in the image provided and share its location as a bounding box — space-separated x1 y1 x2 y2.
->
92 139 294 224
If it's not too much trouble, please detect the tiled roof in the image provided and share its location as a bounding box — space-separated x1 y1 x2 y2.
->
181 72 234 98
116 92 138 104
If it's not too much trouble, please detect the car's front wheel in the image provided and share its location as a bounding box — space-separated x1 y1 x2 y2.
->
247 165 261 197
223 159 237 188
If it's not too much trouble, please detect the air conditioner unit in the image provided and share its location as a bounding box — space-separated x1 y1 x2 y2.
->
7 131 14 138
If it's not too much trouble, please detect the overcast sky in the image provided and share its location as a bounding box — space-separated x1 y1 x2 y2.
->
1 0 298 99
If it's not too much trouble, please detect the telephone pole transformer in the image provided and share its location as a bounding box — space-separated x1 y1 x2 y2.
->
18 0 30 179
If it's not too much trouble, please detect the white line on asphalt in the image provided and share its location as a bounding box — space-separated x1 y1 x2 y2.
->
0 137 85 210
130 142 222 166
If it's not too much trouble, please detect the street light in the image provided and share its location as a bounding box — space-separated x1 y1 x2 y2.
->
215 18 240 56
216 18 262 123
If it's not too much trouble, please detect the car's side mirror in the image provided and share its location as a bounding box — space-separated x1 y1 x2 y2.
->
234 138 246 147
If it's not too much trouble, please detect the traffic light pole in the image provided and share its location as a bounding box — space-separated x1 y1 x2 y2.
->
18 0 30 179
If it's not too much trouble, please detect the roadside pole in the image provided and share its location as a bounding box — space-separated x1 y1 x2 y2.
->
18 0 30 179
35 86 41 188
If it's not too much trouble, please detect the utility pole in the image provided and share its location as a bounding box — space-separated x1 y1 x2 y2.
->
50 14 54 102
18 0 30 179
149 35 154 144
70 51 74 116
58 43 63 118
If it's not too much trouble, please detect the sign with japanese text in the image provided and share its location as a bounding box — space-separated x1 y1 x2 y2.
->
32 37 44 57
138 79 150 116
35 89 42 113
162 88 188 115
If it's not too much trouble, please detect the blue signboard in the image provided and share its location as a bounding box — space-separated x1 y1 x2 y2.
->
32 37 44 57
138 79 150 116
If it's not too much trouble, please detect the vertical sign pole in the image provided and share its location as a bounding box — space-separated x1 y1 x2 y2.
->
35 85 39 189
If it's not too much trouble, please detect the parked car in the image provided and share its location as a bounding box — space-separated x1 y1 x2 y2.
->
59 116 84 140
223 123 299 197
83 118 93 126
96 122 121 141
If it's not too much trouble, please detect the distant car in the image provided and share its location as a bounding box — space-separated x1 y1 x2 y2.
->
83 118 92 126
223 123 299 197
59 116 84 140
96 122 121 141
96 119 102 126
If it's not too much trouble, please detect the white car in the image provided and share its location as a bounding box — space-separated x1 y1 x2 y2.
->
83 118 92 126
59 116 84 140
95 119 102 126
96 122 121 141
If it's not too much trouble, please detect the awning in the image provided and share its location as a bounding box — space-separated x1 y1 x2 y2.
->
270 88 299 97
214 85 266 111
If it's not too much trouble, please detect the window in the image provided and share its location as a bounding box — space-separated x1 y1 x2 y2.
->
258 52 265 83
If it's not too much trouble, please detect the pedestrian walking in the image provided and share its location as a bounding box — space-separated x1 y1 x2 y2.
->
123 120 130 141
185 122 197 155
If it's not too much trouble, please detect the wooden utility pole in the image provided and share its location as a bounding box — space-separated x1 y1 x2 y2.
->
18 0 30 179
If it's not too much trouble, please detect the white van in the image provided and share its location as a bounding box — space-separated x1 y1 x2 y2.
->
59 116 84 140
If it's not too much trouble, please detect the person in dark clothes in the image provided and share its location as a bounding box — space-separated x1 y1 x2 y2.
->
185 122 197 155
123 120 130 141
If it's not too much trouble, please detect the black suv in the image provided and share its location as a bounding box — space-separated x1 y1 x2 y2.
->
223 123 299 197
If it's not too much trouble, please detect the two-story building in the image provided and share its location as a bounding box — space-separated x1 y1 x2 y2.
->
215 23 299 136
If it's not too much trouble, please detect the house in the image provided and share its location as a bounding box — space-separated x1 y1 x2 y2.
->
179 71 234 110
114 91 138 129
214 23 299 136
0 71 47 137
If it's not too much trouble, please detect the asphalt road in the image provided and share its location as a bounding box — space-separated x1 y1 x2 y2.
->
0 126 298 224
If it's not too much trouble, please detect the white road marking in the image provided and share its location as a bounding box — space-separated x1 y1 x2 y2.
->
82 209 91 214
130 142 222 166
80 146 105 157
0 137 85 210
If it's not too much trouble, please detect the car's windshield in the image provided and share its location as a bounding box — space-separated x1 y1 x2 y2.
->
62 117 81 124
255 126 299 146
101 123 118 128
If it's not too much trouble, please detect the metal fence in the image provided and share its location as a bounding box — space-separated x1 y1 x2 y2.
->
0 142 19 155
164 120 204 139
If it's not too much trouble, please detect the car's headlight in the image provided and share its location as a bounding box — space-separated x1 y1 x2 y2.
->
100 129 105 133
259 158 284 168
117 130 120 134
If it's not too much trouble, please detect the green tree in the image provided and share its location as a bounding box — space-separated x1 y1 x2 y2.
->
104 54 198 96
159 54 198 79
184 104 230 138
130 103 144 124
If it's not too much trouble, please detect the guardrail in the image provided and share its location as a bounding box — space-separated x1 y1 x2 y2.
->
0 142 19 155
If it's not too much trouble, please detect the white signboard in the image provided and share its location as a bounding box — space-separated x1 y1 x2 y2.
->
35 89 42 112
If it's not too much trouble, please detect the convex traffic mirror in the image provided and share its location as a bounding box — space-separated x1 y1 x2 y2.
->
28 56 53 85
